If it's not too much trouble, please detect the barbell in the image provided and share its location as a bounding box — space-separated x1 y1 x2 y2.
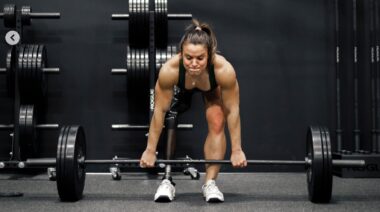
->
0 4 60 28
0 125 365 203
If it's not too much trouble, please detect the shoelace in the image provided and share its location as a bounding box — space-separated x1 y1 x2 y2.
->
158 181 173 192
204 182 221 194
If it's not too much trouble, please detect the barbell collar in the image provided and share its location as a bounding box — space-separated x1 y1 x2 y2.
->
0 124 59 130
111 68 128 74
111 124 193 130
29 13 60 19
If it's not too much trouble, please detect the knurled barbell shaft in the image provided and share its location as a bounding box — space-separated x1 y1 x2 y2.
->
111 124 193 130
85 159 365 168
0 68 60 74
15 158 365 168
0 124 59 130
111 13 192 20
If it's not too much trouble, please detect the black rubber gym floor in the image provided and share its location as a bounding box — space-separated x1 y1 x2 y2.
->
1 172 379 212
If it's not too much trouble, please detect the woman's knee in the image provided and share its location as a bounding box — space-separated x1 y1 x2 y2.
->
206 106 225 134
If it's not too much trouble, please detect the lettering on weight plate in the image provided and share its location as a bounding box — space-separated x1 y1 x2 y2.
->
348 164 379 172
150 89 155 111
336 47 340 63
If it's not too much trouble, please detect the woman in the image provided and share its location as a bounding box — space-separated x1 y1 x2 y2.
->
140 19 247 202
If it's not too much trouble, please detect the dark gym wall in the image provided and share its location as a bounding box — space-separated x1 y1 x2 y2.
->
0 0 333 172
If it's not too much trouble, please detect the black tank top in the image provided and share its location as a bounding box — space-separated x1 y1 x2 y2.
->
177 59 218 92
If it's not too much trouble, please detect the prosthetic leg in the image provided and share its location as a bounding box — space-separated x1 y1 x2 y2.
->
161 112 177 182
162 86 199 181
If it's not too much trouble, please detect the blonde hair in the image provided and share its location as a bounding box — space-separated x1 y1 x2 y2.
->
179 19 218 65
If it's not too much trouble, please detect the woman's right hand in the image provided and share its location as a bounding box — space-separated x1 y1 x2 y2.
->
139 149 157 168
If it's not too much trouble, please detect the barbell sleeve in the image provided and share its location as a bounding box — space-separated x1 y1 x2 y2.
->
43 68 60 73
0 12 60 20
0 124 59 130
111 14 129 20
0 68 59 73
167 14 192 20
25 158 56 167
35 124 60 129
112 13 191 20
30 12 60 19
111 69 127 74
332 159 365 167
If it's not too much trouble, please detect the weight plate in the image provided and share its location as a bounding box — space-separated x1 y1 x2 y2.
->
137 48 141 85
21 6 31 26
31 45 37 94
56 125 86 202
144 48 149 83
163 0 168 47
132 47 136 86
143 0 149 47
19 105 37 160
321 127 333 203
129 0 136 47
37 45 48 98
138 0 142 46
32 45 39 96
3 4 16 28
6 47 15 96
137 0 141 46
25 44 32 98
138 48 143 85
27 45 34 98
155 0 168 48
126 47 134 89
126 46 131 88
306 126 332 203
19 45 28 98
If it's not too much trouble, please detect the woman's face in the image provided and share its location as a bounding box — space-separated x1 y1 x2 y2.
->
182 43 208 76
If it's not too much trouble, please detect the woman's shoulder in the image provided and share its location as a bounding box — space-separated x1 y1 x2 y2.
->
213 54 237 87
157 54 181 88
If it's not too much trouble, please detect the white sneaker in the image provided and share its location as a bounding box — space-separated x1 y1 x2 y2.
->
154 179 175 202
202 180 224 202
